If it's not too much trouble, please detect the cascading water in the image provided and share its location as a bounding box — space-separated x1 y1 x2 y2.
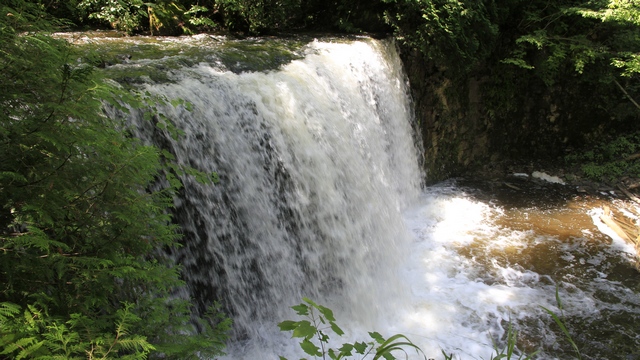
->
116 37 423 357
96 34 640 359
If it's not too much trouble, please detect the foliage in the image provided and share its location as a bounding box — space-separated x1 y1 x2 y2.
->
440 321 537 360
383 0 500 74
77 0 217 34
75 0 306 35
46 0 389 35
279 299 540 360
572 0 640 77
565 132 640 182
1 302 154 359
500 1 598 85
278 298 425 360
182 5 218 33
215 0 303 34
1 0 229 358
77 0 147 33
297 0 389 33
502 0 640 90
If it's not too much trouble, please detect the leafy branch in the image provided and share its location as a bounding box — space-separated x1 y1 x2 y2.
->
278 297 425 360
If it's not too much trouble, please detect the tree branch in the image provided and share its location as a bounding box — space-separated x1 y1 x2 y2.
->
613 78 640 111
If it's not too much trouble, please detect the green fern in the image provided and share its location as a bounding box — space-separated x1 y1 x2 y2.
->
1 2 230 359
0 303 20 319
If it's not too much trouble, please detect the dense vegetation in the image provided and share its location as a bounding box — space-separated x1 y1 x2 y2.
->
1 1 229 358
1 0 639 358
384 0 639 182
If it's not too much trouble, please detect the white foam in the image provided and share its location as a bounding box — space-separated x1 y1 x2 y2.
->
532 171 565 184
589 208 636 254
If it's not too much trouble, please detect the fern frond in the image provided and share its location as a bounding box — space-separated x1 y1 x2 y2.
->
0 302 21 319
1 337 41 358
117 336 155 352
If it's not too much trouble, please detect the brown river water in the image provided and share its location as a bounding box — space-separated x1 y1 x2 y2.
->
448 176 640 359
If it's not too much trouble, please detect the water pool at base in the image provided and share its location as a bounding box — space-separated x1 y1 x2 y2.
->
395 178 640 359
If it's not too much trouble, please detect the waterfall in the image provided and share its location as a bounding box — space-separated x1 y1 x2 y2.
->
102 35 640 359
124 38 423 353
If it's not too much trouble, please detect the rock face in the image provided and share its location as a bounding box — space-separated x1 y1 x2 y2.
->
399 46 637 183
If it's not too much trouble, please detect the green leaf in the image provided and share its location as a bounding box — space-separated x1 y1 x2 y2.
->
291 304 309 316
541 305 582 359
302 297 318 307
354 341 369 354
330 321 344 336
317 305 336 322
369 331 385 344
373 334 426 360
501 57 535 70
278 320 298 331
338 343 354 355
15 339 45 360
319 331 329 342
300 338 321 357
328 348 338 360
292 321 316 339
0 303 21 319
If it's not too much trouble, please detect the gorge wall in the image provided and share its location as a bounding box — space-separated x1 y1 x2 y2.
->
400 46 637 182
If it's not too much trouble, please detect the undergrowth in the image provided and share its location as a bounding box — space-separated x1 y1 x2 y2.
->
566 131 640 183
279 296 581 360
